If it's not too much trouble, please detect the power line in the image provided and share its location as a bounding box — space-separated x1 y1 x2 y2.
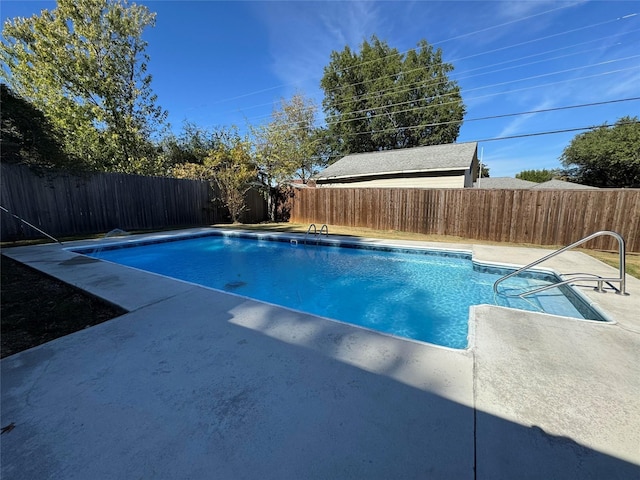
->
441 14 638 71
310 64 640 129
241 49 639 128
207 8 636 107
179 8 639 138
245 92 639 142
394 98 639 130
322 43 637 112
239 29 638 125
466 98 640 123
322 56 639 124
326 3 580 77
322 13 638 96
318 120 640 162
206 4 575 105
286 42 625 120
335 101 640 138
466 120 640 144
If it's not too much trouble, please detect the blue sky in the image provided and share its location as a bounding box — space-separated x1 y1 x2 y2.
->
2 1 639 177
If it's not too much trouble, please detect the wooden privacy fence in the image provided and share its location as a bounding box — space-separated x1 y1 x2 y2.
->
291 188 640 252
1 163 266 241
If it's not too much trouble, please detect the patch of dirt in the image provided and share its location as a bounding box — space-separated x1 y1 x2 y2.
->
1 254 126 358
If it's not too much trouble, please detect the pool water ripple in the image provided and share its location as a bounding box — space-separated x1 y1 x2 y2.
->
77 233 605 349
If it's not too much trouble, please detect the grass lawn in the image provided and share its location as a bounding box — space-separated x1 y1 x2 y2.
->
1 222 636 358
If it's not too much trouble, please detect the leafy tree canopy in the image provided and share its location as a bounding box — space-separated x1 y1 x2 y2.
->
561 116 640 188
515 169 558 183
0 84 70 169
320 35 465 157
1 0 166 174
251 93 329 221
172 127 258 223
159 122 223 168
252 93 324 187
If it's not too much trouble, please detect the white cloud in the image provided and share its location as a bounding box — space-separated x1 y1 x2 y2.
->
494 0 580 21
254 1 384 102
599 69 640 98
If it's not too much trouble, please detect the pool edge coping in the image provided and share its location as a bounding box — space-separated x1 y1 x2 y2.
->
69 227 615 327
4 226 631 353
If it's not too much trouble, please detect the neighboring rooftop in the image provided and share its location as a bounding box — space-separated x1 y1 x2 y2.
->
531 179 599 189
474 177 599 190
473 177 537 189
315 142 478 181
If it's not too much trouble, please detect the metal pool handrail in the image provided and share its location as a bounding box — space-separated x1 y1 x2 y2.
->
0 205 63 245
493 230 627 297
304 223 317 244
304 223 329 245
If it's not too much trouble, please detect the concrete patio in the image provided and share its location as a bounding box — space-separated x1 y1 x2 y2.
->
1 229 639 479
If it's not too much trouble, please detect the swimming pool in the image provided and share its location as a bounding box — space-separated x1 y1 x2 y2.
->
74 231 606 349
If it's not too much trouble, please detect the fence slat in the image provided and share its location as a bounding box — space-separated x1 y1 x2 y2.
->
290 187 640 252
1 164 266 240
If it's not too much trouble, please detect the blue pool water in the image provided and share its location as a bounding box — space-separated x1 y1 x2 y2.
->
77 233 605 349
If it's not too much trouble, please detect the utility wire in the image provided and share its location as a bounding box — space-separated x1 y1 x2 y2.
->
240 31 638 125
470 122 640 143
323 13 638 95
317 120 640 163
206 8 637 106
336 110 640 138
245 41 626 124
322 55 640 124
206 4 574 104
243 56 639 129
323 67 640 131
260 64 640 131
367 98 639 131
179 10 639 140
326 3 580 76
223 30 636 120
245 94 639 143
326 97 640 139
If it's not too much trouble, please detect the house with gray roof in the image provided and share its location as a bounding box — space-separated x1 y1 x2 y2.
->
314 142 478 189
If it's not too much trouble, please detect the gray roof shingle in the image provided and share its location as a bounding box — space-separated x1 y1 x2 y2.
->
531 179 599 189
315 142 478 180
473 177 599 189
473 177 538 189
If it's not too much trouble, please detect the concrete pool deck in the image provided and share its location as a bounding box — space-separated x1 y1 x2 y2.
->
1 228 639 479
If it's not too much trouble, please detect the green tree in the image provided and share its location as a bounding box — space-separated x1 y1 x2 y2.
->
480 163 490 178
252 121 290 221
0 84 70 169
273 93 321 184
159 122 221 168
561 116 640 188
208 138 258 224
172 127 258 223
320 35 465 156
515 169 558 183
1 0 166 174
252 93 325 221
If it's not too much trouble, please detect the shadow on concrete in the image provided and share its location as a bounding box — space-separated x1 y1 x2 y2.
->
1 270 638 479
244 299 640 480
